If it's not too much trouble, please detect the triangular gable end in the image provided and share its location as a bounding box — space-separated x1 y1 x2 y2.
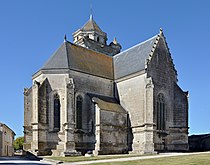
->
145 29 177 77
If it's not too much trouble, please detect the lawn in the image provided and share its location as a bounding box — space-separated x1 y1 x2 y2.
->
93 153 210 165
45 154 152 163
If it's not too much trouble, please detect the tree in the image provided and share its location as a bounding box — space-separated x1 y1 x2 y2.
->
14 136 24 151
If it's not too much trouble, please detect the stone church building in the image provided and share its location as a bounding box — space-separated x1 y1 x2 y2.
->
23 15 189 156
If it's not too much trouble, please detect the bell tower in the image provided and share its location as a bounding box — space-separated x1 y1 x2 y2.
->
73 15 107 46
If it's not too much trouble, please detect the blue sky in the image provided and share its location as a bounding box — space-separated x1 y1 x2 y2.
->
0 0 209 138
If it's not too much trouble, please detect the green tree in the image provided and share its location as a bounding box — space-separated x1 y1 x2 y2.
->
14 136 24 150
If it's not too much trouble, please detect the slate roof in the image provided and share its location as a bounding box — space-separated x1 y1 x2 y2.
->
88 93 127 113
81 15 104 33
41 31 163 81
113 35 158 79
42 41 113 79
42 43 69 69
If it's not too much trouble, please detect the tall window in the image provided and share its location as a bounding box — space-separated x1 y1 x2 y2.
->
76 95 83 129
54 93 60 131
157 93 165 130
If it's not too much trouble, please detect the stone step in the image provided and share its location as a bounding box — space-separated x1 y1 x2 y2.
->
52 149 82 157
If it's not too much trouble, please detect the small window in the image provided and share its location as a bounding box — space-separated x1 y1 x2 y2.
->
157 93 165 130
54 93 60 131
96 36 99 42
76 95 83 129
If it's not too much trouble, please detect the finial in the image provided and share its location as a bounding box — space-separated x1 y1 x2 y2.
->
90 4 93 20
113 37 117 44
90 14 93 20
64 34 67 42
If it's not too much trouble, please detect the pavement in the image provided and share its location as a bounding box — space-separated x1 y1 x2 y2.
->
0 156 53 165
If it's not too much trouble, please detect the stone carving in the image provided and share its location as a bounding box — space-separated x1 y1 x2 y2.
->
67 78 74 89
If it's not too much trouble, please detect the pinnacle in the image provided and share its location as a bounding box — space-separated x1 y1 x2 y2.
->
64 34 67 42
113 37 118 44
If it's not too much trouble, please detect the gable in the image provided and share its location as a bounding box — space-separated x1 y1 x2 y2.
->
147 35 177 82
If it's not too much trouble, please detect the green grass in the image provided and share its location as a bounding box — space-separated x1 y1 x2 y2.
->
45 154 152 163
93 153 210 165
45 153 210 164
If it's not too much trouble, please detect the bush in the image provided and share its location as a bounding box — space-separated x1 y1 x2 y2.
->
14 136 24 150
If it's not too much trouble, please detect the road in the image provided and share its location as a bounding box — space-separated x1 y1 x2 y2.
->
0 156 53 165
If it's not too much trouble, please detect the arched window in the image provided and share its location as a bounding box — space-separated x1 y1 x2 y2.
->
96 36 99 42
76 95 83 129
54 93 60 131
157 93 165 130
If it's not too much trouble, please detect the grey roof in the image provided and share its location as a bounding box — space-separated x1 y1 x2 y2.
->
41 41 113 79
81 15 104 33
113 35 158 79
88 93 127 113
42 43 69 69
41 32 160 80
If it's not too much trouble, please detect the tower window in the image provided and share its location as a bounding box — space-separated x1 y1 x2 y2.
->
76 95 83 129
157 93 165 130
96 36 99 42
54 93 60 131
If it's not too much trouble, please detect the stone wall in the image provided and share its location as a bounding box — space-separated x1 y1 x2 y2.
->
115 74 155 154
99 110 127 154
147 37 188 151
83 37 121 56
93 104 127 155
70 70 114 154
189 134 210 151
0 123 15 156
23 87 32 151
24 69 114 155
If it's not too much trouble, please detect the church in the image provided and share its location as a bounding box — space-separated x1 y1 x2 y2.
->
23 15 189 156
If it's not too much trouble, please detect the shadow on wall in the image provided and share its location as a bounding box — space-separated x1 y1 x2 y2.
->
127 114 133 152
115 83 134 153
189 134 210 152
